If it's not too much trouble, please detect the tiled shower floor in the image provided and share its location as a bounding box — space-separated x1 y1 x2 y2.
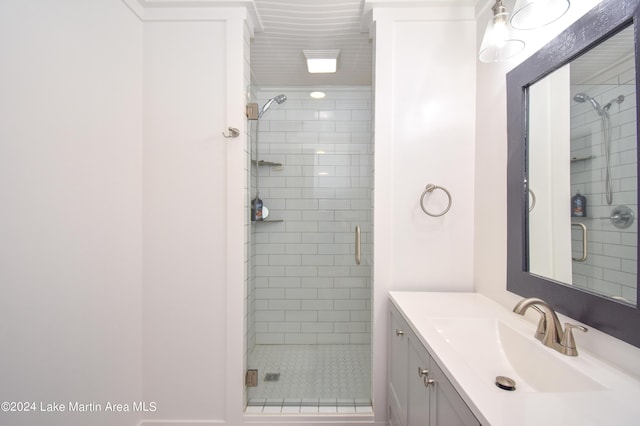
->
245 344 372 414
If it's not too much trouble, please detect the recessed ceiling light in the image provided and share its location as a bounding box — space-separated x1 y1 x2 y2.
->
307 59 336 73
310 91 326 99
303 50 340 74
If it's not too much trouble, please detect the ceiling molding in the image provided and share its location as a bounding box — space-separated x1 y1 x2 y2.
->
120 0 262 31
363 0 477 12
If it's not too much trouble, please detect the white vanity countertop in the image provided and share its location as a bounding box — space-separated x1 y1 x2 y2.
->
389 291 640 426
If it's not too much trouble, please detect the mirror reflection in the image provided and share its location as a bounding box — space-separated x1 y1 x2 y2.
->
528 25 638 306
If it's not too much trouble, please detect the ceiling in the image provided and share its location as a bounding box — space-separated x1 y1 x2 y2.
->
570 24 635 85
249 1 635 87
250 0 373 87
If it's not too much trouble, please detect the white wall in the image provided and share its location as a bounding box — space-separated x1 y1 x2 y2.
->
372 4 477 424
0 1 143 425
141 20 229 422
135 5 250 424
0 1 253 425
474 0 640 376
529 67 572 283
374 9 476 294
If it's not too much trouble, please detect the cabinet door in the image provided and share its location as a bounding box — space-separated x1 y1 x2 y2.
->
388 303 481 426
389 402 403 426
389 307 409 426
429 361 480 426
407 335 430 426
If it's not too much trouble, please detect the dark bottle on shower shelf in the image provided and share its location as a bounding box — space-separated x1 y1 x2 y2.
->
251 194 263 221
571 191 587 217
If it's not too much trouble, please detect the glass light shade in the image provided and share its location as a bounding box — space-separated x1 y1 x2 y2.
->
510 0 570 30
479 9 525 63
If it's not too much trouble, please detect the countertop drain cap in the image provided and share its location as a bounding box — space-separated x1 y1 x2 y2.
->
495 376 516 391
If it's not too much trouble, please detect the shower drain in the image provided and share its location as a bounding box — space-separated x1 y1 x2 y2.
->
264 373 280 382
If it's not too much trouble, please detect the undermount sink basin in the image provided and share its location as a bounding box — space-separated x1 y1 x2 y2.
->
429 318 605 393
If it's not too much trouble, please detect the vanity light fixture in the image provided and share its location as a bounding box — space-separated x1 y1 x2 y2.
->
310 91 326 99
303 50 340 73
479 0 525 63
511 0 570 30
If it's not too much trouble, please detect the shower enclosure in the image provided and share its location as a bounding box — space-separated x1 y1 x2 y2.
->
569 39 638 304
245 87 374 414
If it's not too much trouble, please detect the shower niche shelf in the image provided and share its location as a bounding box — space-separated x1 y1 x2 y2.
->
252 159 283 167
571 155 595 163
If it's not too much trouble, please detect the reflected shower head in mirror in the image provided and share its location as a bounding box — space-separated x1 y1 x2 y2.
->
603 95 625 112
573 93 603 115
258 94 287 118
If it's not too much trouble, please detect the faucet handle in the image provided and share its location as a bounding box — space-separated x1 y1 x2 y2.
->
560 323 588 356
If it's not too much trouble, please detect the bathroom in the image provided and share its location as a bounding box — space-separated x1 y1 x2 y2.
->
1 0 640 425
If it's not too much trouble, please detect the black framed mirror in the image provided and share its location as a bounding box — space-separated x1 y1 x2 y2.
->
507 0 640 348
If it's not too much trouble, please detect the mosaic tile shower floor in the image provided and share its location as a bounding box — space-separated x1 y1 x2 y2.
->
246 344 372 414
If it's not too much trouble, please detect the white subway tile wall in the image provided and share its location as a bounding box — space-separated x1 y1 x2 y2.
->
570 57 637 303
248 87 373 346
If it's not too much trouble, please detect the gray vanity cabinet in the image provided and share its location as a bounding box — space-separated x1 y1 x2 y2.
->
389 304 409 426
407 333 431 426
389 303 480 426
429 357 480 425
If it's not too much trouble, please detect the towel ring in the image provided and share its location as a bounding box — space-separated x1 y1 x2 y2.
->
528 188 536 212
420 184 452 217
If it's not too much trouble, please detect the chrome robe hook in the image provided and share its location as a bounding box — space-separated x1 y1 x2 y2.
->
223 127 240 138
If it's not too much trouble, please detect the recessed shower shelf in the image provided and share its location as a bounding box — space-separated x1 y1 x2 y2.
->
571 155 595 162
252 159 283 167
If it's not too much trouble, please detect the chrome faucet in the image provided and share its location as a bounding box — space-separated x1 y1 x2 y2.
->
513 298 588 356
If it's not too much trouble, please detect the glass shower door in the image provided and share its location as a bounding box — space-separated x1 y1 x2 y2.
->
246 87 373 414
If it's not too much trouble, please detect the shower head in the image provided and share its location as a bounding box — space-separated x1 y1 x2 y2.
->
273 94 287 104
573 93 589 103
573 92 603 115
258 94 287 118
603 94 625 112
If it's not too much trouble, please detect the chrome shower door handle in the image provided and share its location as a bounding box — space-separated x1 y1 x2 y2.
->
572 222 588 262
355 225 361 265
